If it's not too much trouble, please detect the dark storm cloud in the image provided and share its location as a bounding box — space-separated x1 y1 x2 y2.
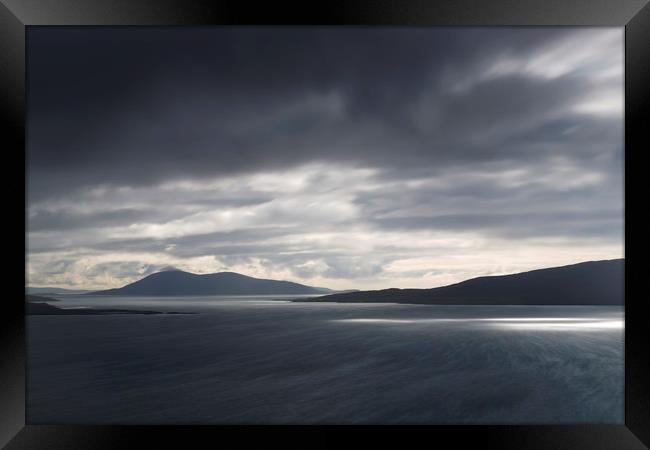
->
27 27 606 201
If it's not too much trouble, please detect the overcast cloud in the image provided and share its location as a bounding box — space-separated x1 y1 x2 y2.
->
26 27 623 290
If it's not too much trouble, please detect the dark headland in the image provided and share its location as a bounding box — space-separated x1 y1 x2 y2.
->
89 269 333 296
295 259 624 306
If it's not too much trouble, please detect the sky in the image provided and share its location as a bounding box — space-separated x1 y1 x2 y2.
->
26 27 624 290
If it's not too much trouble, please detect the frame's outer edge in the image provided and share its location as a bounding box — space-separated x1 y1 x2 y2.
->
0 1 26 448
625 1 650 446
0 0 649 26
1 0 649 448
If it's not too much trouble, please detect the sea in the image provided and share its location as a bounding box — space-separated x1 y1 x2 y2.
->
27 295 624 424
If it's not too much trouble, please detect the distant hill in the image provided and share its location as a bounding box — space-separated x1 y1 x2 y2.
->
26 287 90 295
90 270 330 296
298 259 624 306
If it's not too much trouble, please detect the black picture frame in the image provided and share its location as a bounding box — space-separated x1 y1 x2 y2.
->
2 1 648 448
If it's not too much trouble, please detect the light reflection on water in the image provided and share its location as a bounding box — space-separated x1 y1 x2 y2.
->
333 317 624 331
490 320 623 330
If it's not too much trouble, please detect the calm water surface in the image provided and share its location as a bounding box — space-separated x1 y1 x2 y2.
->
27 295 623 424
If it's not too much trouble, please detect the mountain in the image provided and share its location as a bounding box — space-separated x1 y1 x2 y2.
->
298 259 624 306
90 270 330 296
26 287 90 295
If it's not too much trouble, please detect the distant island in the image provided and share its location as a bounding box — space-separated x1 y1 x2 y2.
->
295 259 624 306
25 294 192 315
26 287 90 295
88 269 335 296
26 294 60 303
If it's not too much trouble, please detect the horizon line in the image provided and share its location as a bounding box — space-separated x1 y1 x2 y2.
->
26 257 624 292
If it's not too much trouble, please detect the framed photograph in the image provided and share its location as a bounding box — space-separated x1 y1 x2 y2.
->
2 1 648 448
